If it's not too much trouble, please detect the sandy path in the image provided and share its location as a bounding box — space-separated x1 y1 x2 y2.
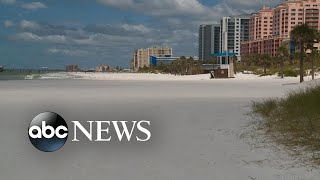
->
0 79 319 179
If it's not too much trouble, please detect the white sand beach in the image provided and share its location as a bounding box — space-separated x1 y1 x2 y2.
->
0 77 319 180
41 72 320 82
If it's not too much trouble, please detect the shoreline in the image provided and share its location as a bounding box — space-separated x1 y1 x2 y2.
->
37 72 320 82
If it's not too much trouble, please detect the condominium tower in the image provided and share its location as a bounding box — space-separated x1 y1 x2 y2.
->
220 15 250 61
132 47 173 70
198 24 221 61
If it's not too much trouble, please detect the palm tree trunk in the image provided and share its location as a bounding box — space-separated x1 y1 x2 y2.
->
264 60 267 75
280 58 284 79
312 56 315 80
300 41 304 83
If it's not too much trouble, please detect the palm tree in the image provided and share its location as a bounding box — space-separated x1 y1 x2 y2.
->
258 54 271 75
309 50 320 80
277 46 289 78
290 24 318 83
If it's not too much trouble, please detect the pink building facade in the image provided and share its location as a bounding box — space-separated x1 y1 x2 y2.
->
249 6 274 40
242 0 320 57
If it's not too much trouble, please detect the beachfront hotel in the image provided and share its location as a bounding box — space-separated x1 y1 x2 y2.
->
198 15 250 62
132 47 173 70
241 0 320 57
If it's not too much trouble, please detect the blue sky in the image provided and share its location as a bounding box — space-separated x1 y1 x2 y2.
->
0 0 282 69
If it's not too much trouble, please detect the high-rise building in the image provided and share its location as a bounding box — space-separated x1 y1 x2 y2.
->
198 24 221 61
242 0 320 57
132 47 173 70
220 15 250 61
66 64 79 72
249 6 274 40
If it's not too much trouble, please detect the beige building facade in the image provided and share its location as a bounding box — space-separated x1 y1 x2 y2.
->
66 64 79 72
133 47 173 70
96 65 111 72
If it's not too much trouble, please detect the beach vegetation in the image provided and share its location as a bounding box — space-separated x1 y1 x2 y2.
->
291 24 320 83
138 56 204 75
239 47 320 78
252 85 320 165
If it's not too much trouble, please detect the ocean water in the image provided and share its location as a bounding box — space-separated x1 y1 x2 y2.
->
0 70 54 80
0 74 28 80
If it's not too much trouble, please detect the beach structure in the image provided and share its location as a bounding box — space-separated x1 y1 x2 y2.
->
132 47 173 70
210 52 236 78
66 64 79 72
96 65 112 72
242 0 320 57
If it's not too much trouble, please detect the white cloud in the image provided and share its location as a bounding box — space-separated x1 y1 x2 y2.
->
9 19 200 66
48 48 89 56
12 32 67 44
97 0 207 16
12 32 42 41
96 0 280 25
0 0 15 4
121 24 152 33
21 2 46 10
4 0 287 67
4 20 14 28
222 0 282 9
20 20 41 30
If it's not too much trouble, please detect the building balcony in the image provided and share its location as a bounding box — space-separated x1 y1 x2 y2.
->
241 35 290 44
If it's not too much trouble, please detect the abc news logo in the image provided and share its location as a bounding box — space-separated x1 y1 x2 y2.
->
28 112 151 152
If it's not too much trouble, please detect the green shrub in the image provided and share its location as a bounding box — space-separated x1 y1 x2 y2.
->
252 85 320 165
283 69 299 77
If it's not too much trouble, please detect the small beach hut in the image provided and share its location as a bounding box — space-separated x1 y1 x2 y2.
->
210 52 236 78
